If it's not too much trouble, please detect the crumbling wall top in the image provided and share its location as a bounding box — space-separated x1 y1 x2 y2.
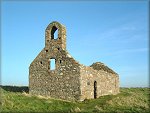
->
90 62 118 74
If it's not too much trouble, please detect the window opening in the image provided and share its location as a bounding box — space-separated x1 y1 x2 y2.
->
50 59 55 70
54 29 58 39
51 26 58 39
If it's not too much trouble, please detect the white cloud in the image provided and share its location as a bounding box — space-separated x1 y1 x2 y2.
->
117 48 148 53
103 48 148 57
97 21 147 43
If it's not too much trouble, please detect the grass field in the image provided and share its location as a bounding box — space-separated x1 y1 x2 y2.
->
0 86 150 113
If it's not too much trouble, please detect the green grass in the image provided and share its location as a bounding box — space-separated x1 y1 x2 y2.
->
0 86 150 113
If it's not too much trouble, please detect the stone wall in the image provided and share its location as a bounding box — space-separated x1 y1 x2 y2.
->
29 22 81 101
29 21 119 101
79 64 119 101
29 49 82 101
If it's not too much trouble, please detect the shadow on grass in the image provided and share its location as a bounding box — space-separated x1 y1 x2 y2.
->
0 85 29 93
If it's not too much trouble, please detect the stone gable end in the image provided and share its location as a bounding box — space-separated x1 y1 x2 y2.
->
29 21 119 101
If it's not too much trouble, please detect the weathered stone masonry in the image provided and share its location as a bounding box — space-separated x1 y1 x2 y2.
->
29 21 119 101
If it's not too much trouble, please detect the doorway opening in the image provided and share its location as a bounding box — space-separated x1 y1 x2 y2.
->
94 81 97 99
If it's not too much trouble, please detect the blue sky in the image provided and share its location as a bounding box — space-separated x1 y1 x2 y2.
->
1 0 149 87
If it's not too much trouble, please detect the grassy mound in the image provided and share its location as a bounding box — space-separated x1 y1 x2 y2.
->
0 86 149 112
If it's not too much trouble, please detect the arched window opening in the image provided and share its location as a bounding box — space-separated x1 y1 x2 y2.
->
54 29 58 39
49 58 56 70
51 26 58 40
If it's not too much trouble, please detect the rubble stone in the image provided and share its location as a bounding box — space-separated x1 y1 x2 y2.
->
29 21 119 101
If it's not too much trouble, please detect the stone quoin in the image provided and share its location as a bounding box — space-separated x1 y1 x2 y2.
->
29 21 119 101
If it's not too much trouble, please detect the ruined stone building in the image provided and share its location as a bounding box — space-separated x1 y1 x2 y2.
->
29 21 119 101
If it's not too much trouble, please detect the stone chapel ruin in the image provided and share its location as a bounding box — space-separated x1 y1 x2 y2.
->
29 21 119 101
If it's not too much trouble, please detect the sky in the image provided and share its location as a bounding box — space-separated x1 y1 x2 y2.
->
1 0 149 87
